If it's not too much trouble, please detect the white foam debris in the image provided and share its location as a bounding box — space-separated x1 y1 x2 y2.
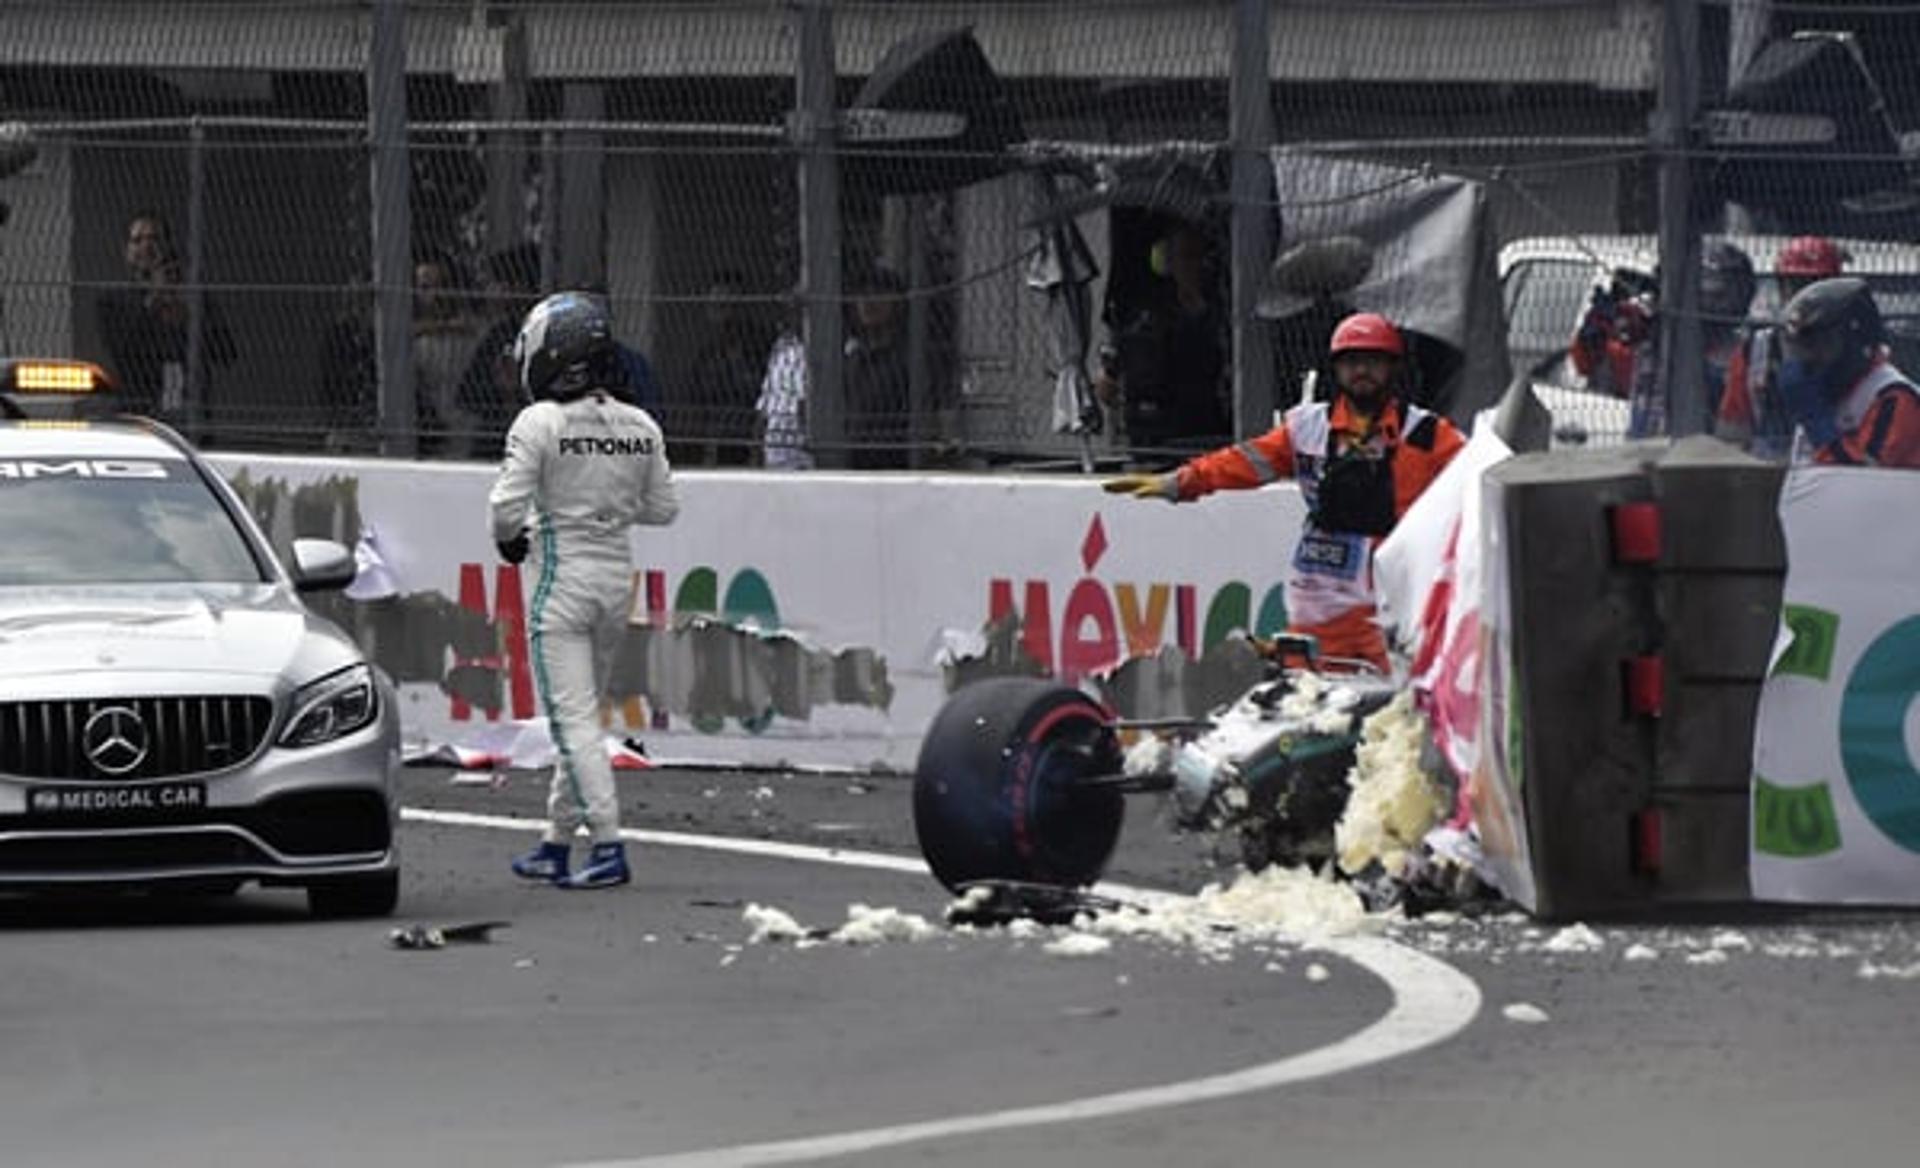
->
1006 918 1045 941
1334 691 1449 879
1042 933 1113 959
1122 733 1173 777
1088 864 1373 960
1858 960 1920 980
743 904 808 944
751 785 776 801
1685 949 1730 966
1502 1002 1550 1024
833 903 938 945
1542 924 1606 954
1623 943 1659 962
1273 671 1362 734
1304 963 1331 982
1708 929 1753 951
948 885 995 916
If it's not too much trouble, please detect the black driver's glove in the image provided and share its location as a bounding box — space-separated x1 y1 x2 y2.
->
496 530 530 565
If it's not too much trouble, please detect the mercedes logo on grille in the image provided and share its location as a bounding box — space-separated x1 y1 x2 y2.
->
83 705 149 776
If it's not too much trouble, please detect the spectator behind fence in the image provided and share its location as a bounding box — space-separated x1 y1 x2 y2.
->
687 270 770 466
757 310 812 470
844 265 913 469
412 253 484 458
1569 240 1755 438
1773 277 1920 469
95 212 235 427
1095 223 1232 457
457 242 545 457
1716 235 1849 460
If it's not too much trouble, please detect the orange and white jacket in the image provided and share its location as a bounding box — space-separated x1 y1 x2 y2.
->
1173 395 1465 667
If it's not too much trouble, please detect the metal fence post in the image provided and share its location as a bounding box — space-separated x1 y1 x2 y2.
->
185 115 207 441
795 0 844 468
1230 0 1277 438
486 9 529 252
1656 0 1705 438
905 194 931 469
369 0 415 457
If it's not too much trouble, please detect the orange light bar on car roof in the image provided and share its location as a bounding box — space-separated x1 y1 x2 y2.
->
9 360 108 393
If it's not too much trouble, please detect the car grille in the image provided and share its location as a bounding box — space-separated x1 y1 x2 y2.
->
0 696 275 781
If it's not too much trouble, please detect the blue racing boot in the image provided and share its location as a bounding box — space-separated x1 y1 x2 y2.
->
562 842 631 890
510 840 571 884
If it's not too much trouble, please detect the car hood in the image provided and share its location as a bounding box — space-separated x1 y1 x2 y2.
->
0 584 357 683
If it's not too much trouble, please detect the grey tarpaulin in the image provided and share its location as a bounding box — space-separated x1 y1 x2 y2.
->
1263 149 1511 424
1016 141 1224 450
1024 173 1104 441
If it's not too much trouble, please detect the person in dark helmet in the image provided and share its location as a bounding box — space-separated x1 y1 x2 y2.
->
489 292 680 889
1773 277 1920 469
1718 235 1850 459
1571 240 1756 437
1102 312 1464 672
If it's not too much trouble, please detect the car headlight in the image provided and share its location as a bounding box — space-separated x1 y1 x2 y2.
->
280 664 378 748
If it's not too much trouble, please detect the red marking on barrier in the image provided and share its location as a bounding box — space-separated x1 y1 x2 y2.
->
646 570 669 730
1609 502 1662 565
453 563 531 721
1623 655 1665 717
1633 807 1664 875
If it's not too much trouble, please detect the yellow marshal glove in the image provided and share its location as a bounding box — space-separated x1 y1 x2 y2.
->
1101 472 1177 501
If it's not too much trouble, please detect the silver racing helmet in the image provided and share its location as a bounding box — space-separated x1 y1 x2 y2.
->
511 291 618 403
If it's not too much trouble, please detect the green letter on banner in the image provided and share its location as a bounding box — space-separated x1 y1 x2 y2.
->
1773 604 1840 680
1753 775 1842 857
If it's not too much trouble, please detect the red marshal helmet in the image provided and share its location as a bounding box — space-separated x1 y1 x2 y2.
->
1775 235 1847 279
1329 311 1405 358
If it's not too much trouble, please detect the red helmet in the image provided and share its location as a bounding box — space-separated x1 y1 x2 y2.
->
1329 312 1405 358
1776 235 1847 279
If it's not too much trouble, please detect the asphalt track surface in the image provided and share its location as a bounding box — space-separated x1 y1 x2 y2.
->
2 764 1917 1168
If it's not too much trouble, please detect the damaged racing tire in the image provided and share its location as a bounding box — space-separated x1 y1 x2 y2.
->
913 678 1125 893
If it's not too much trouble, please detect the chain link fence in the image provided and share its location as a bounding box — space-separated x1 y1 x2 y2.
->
3 1 1918 466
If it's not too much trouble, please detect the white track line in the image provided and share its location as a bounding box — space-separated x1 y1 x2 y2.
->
402 806 1483 1168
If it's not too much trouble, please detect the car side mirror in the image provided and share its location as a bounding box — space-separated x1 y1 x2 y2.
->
291 538 357 593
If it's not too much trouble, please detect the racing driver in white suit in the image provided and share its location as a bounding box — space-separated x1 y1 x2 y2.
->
490 292 679 889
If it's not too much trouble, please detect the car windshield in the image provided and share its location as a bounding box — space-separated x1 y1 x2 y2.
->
0 458 266 586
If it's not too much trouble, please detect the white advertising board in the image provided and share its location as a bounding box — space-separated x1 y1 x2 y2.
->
1750 465 1920 904
210 455 1306 770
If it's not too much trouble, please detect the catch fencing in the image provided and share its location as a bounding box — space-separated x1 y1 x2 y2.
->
2 1 1917 466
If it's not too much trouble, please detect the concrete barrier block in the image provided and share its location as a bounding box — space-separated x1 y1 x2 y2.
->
1656 678 1763 791
1644 791 1752 903
1659 572 1785 681
1491 447 1663 918
1651 437 1787 572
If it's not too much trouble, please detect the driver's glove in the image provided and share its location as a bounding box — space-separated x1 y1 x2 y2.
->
496 530 531 565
